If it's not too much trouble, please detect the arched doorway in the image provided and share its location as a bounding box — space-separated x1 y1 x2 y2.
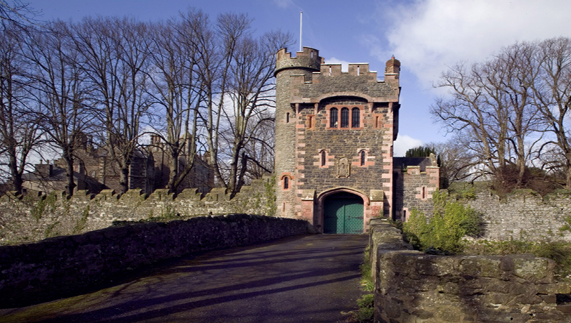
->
323 192 364 234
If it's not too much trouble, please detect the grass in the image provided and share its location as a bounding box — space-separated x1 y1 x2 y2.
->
347 248 374 323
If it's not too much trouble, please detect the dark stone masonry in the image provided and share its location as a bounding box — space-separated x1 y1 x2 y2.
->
368 218 571 323
0 214 310 307
274 47 438 233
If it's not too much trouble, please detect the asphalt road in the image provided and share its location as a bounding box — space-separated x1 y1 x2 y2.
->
0 234 369 323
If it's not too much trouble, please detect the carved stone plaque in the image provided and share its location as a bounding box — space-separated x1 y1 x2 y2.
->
337 157 350 178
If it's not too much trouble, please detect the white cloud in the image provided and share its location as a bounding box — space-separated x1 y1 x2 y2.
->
394 135 423 157
369 0 571 88
273 0 294 9
326 57 350 72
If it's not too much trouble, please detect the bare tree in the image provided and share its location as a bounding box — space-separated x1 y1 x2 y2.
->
532 37 571 187
221 30 291 195
73 17 151 194
429 139 478 187
194 13 251 189
0 0 36 31
431 42 544 188
24 21 93 197
145 13 203 193
0 24 41 194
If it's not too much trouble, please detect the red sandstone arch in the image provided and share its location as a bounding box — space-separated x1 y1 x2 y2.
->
314 187 371 233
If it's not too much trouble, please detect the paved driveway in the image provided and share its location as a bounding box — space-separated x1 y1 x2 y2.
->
0 234 369 323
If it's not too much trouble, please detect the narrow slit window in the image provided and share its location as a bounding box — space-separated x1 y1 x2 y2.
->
340 108 349 128
330 108 338 128
422 186 426 199
360 150 366 166
320 150 326 167
352 108 360 128
283 177 289 190
286 112 290 123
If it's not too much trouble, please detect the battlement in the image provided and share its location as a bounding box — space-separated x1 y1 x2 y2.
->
275 47 323 75
319 63 377 78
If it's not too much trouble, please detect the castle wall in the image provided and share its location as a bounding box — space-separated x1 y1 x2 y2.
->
0 214 309 307
469 190 571 242
0 176 276 246
393 165 439 221
295 97 389 224
274 47 402 227
368 219 571 323
274 47 322 220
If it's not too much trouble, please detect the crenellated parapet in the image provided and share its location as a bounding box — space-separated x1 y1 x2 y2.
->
287 57 401 104
275 47 323 75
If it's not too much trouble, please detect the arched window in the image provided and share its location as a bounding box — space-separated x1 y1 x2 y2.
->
340 108 349 128
320 150 326 167
330 108 338 128
352 108 360 128
360 150 366 166
283 176 289 190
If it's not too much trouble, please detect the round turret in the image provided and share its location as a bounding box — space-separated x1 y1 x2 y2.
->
275 47 323 76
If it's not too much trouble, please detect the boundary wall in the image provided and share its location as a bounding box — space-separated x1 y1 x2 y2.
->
368 218 571 323
0 214 310 307
0 176 276 246
468 190 571 242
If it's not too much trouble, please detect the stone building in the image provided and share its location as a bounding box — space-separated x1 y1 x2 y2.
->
274 47 438 233
23 133 213 195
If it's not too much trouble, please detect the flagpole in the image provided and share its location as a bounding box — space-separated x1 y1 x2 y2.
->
300 11 303 52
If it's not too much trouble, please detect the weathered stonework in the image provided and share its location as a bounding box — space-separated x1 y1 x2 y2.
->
469 190 571 242
274 47 438 232
368 218 571 323
393 156 440 221
0 176 276 246
0 214 310 307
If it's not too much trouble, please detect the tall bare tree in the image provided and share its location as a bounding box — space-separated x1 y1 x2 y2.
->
432 42 544 187
0 24 41 194
73 17 151 194
532 37 571 187
221 31 291 195
24 21 92 197
145 12 203 193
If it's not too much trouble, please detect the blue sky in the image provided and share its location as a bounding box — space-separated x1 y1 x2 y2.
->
26 0 571 156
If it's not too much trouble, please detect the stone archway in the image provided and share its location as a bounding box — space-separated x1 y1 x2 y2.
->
315 188 370 234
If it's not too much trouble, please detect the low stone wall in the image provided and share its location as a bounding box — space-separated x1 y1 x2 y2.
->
0 175 276 246
0 214 310 307
368 218 571 323
469 190 571 242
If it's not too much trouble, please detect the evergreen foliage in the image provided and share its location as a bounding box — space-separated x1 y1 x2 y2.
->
405 146 436 158
403 190 482 253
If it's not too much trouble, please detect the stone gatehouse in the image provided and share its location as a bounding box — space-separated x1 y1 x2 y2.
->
274 47 438 233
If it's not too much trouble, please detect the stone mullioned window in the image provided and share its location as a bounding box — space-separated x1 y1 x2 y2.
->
327 105 364 129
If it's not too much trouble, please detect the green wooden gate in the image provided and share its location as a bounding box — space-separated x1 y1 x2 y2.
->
323 193 364 234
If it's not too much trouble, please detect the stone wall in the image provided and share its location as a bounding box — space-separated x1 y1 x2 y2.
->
368 218 571 323
393 159 439 222
0 176 276 246
0 214 310 307
469 190 571 242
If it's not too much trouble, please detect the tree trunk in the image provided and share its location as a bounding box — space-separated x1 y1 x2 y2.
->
64 156 76 197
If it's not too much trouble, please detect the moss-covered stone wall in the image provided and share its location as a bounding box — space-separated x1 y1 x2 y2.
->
368 218 571 323
0 176 277 246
